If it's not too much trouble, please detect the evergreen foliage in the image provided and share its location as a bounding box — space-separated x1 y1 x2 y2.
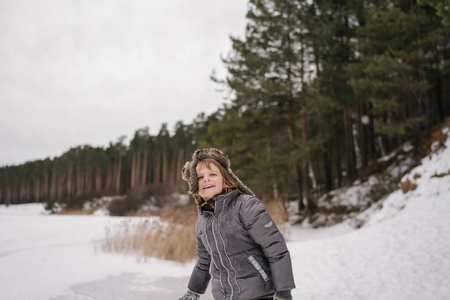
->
0 123 197 205
1 0 448 215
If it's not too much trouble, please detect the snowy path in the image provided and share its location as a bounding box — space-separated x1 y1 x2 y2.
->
289 189 450 299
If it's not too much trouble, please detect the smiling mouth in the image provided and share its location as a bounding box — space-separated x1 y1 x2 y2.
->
203 184 214 190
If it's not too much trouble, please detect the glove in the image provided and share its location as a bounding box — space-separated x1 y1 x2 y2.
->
274 290 293 300
177 289 201 300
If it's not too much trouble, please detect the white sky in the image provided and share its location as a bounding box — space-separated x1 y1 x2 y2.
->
0 0 248 167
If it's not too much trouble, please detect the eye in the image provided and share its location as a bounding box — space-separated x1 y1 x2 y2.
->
197 176 203 181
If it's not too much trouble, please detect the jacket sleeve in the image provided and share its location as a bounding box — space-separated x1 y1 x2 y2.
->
187 225 212 294
239 196 296 291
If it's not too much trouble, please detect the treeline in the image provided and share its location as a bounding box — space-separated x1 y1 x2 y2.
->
1 0 449 212
0 122 197 204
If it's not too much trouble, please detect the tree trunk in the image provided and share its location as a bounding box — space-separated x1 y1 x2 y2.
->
115 157 122 194
435 76 445 121
154 156 161 185
294 163 305 211
176 148 184 184
162 143 168 184
168 155 175 185
344 105 357 182
142 150 148 186
322 143 333 192
131 154 136 189
136 152 141 187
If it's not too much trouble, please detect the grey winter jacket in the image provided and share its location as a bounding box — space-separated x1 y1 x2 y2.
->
187 190 296 300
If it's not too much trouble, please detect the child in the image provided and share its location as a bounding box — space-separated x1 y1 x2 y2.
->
178 148 295 300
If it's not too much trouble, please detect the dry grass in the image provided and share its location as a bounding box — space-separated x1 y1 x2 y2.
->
431 170 450 178
100 197 290 263
263 197 291 230
263 197 293 238
400 178 417 194
423 122 449 156
100 205 198 263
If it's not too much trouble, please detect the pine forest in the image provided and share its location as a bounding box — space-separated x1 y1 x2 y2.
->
1 0 449 215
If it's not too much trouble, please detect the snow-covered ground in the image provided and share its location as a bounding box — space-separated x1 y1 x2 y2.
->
1 129 450 300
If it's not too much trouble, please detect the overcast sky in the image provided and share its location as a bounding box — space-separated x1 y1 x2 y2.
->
0 0 248 167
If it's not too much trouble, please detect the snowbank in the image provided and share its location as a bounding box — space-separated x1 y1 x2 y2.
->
288 126 450 299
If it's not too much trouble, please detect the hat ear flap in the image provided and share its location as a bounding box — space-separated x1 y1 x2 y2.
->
182 161 198 195
181 161 191 182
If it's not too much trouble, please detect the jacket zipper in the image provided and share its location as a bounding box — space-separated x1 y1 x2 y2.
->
217 213 241 295
212 204 234 299
203 213 225 293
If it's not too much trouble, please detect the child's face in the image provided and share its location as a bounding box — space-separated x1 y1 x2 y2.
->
196 163 225 201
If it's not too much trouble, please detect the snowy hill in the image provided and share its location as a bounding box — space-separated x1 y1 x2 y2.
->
289 127 450 299
287 124 450 299
1 125 449 299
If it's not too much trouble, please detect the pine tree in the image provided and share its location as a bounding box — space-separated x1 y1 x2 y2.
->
348 1 447 155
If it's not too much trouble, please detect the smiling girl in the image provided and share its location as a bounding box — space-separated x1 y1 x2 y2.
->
178 148 295 300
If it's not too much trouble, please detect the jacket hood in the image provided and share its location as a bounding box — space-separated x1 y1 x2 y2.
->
181 148 255 198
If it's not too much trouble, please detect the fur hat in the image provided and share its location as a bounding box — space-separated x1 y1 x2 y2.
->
181 148 254 197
